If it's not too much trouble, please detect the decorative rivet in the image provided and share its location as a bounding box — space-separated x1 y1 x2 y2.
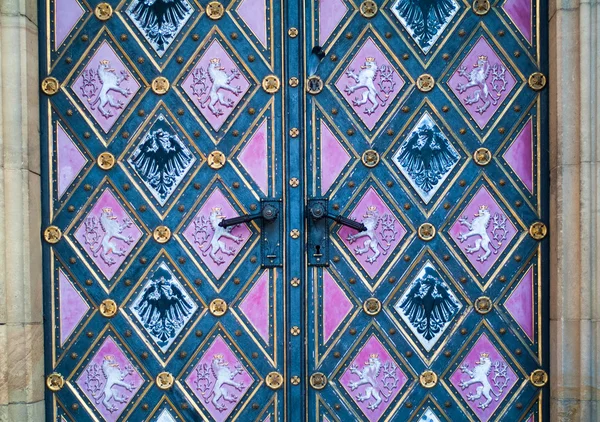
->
288 27 298 38
44 226 62 244
251 352 258 358
46 373 65 391
404 203 411 210
359 0 378 18
178 205 185 212
81 35 88 42
514 50 521 57
250 204 257 210
402 53 409 60
528 72 547 91
209 298 227 316
262 75 280 93
289 128 300 137
151 76 170 95
529 222 547 240
206 1 224 19
69 257 77 264
386 181 394 187
139 205 147 212
71 404 79 410
248 108 256 116
388 276 396 283
153 226 171 243
498 30 505 36
99 299 118 318
291 277 300 287
417 74 435 92
125 330 132 337
334 351 341 358
176 56 184 64
444 350 451 357
289 178 300 187
444 401 452 408
192 34 199 41
516 348 522 355
235 329 242 336
345 32 353 39
248 55 255 62
530 369 548 387
265 372 284 389
306 75 324 95
290 229 300 239
473 147 492 166
230 32 238 40
418 223 436 241
474 296 493 314
97 152 115 170
499 275 507 282
330 54 338 61
460 328 468 335
349 277 356 284
442 53 450 60
207 151 226 169
420 370 438 388
289 77 299 87
332 256 340 262
498 127 505 134
310 372 327 389
249 256 257 264
65 57 72 64
291 326 300 336
71 352 78 359
41 77 60 95
181 403 189 410
402 106 410 113
138 57 145 64
459 179 466 186
348 181 356 188
389 328 396 334
405 402 413 408
387 129 395 136
514 105 521 112
363 298 381 316
291 376 300 385
142 404 149 410
347 128 355 136
442 105 449 112
499 179 506 186
196 330 203 337
361 149 380 168
94 2 112 20
499 328 507 334
349 328 357 335
331 108 338 115
459 128 467 135
444 202 451 209
385 32 392 39
472 0 490 15
156 372 174 390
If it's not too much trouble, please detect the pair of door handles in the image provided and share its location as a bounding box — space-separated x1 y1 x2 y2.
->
218 199 366 267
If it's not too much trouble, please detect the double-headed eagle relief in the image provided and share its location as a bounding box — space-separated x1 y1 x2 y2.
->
80 60 131 119
455 55 509 114
189 58 243 117
344 57 396 116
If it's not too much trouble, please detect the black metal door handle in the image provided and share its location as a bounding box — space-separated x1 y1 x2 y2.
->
308 202 366 232
219 204 279 228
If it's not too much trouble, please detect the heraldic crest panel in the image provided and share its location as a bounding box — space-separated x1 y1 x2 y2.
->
40 0 548 420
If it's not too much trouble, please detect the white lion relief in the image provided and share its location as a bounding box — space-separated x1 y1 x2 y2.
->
83 207 134 266
84 355 135 413
345 57 396 115
190 58 242 116
80 60 131 118
194 354 246 412
347 205 398 263
456 55 508 114
192 207 244 265
347 354 400 411
457 205 509 262
459 352 510 410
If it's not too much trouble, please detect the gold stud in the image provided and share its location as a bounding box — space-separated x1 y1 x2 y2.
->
363 298 382 316
291 277 301 287
153 226 171 243
417 74 435 92
289 128 300 138
528 72 547 91
94 2 113 21
97 152 115 170
262 75 280 94
474 296 493 314
290 375 300 385
289 178 300 187
291 326 300 335
265 372 284 389
290 229 300 239
529 222 547 240
44 226 62 244
41 77 60 95
361 149 380 168
472 0 490 15
99 299 118 318
473 147 492 166
306 75 324 95
288 27 298 38
207 151 226 169
151 77 170 95
418 223 436 241
420 370 438 388
310 372 327 389
359 0 378 18
289 77 299 87
529 369 548 387
46 373 65 392
206 1 224 20
156 372 174 390
209 298 228 316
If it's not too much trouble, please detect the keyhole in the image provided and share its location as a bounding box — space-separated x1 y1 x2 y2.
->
314 244 323 258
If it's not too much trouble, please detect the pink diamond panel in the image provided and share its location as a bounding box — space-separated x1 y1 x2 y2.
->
74 189 143 280
54 0 85 47
72 41 140 133
322 269 353 343
238 270 270 343
449 186 517 276
76 337 144 422
237 0 268 48
338 187 406 278
449 334 518 421
335 38 404 130
320 120 350 193
238 119 268 195
59 269 89 345
339 335 407 421
504 118 533 192
182 188 251 280
503 0 533 43
448 37 516 129
505 266 534 340
186 335 253 422
57 123 87 198
319 0 348 45
182 40 250 131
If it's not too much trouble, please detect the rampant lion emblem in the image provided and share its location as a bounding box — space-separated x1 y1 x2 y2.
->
80 60 131 118
347 205 397 263
189 58 242 116
456 55 508 114
344 57 396 115
459 352 510 410
84 355 135 413
347 354 400 411
192 207 244 265
457 205 509 262
83 207 134 266
194 354 246 412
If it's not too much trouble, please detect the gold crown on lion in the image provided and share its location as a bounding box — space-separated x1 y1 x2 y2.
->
479 352 490 358
102 207 113 213
99 59 110 65
103 355 114 361
210 58 220 64
213 354 224 359
367 205 377 212
478 55 488 61
369 353 379 359
479 205 489 210
211 207 222 212
365 57 375 62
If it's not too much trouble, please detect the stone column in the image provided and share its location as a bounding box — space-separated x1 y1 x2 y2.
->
0 0 45 420
549 0 600 420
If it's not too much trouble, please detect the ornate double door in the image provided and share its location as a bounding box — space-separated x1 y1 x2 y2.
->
41 0 548 420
